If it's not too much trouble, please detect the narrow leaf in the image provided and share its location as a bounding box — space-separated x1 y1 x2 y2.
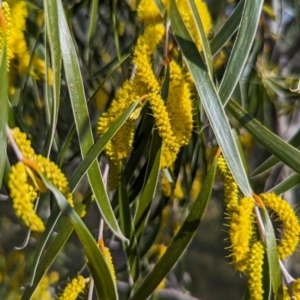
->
219 0 264 105
69 102 139 192
134 131 162 241
269 173 300 195
227 100 300 175
119 171 140 281
43 0 61 157
187 0 213 79
129 158 217 300
41 176 118 300
56 0 126 241
210 0 245 55
169 0 252 196
251 129 300 176
0 46 8 187
260 207 281 294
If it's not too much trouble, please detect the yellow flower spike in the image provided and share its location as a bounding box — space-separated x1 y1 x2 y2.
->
58 275 88 300
98 239 116 284
260 192 300 259
247 241 265 300
132 24 165 92
150 92 179 168
173 181 184 200
283 278 300 300
228 197 254 272
35 155 74 207
8 162 45 232
7 0 28 69
177 0 212 52
217 155 239 213
10 127 35 159
167 60 193 147
97 80 139 162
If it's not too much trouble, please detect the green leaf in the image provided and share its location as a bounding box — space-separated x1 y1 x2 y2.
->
21 204 86 300
129 158 217 300
43 0 62 157
227 100 300 175
134 130 162 241
69 102 139 192
219 0 264 105
28 205 61 286
118 171 140 281
251 129 300 176
56 0 126 241
40 175 118 300
210 0 245 55
169 0 252 197
269 173 300 195
187 0 213 79
0 46 8 187
260 207 281 294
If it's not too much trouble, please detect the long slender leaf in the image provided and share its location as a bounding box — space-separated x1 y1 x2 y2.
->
227 99 300 175
210 0 245 55
41 176 118 300
187 0 213 79
119 171 140 281
21 203 87 300
129 158 217 300
43 0 61 157
134 131 162 241
269 173 300 195
169 0 252 197
251 129 300 176
56 0 126 241
260 207 281 295
219 0 264 105
69 101 138 192
0 46 8 187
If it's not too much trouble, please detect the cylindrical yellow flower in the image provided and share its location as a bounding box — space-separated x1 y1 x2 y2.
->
260 192 300 259
217 155 239 213
283 278 300 300
98 80 138 162
247 241 265 300
167 61 193 147
58 275 88 300
10 127 35 159
8 162 45 232
103 247 116 284
228 197 254 271
35 155 74 207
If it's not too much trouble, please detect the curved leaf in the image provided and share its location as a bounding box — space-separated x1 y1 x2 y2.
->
41 176 118 300
56 0 126 241
251 129 300 176
269 173 300 195
219 0 264 105
227 99 300 175
129 158 217 300
169 0 252 197
69 101 138 192
0 46 8 187
260 207 281 295
43 0 61 157
210 0 245 55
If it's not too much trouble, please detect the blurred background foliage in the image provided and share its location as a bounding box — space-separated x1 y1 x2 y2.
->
1 0 300 299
